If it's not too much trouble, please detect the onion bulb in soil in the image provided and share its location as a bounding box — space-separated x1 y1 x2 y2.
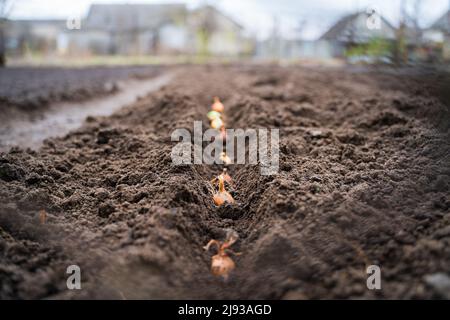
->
220 152 231 165
211 254 235 279
213 175 234 206
211 97 224 113
207 110 221 121
204 230 241 280
211 117 224 130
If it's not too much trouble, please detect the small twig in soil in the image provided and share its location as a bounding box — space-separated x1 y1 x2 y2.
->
39 209 47 225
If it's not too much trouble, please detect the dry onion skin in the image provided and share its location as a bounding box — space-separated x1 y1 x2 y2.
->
220 168 232 184
211 168 232 185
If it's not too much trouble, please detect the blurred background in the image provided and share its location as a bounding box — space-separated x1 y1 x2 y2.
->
1 0 450 66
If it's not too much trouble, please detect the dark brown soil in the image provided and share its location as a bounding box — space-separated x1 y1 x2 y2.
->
0 66 162 111
0 65 449 299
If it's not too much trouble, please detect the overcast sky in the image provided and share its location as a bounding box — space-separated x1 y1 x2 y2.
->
8 0 450 40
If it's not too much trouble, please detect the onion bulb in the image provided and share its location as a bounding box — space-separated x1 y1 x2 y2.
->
211 254 235 279
207 110 221 121
211 97 224 113
211 117 224 130
213 175 234 206
204 230 241 280
220 152 231 165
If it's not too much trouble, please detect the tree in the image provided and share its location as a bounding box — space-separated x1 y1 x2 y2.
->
395 0 422 65
0 0 14 67
197 6 217 58
395 0 409 65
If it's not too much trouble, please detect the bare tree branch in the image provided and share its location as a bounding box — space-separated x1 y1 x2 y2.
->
0 0 15 19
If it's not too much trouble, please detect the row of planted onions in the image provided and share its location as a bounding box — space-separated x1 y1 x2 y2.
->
204 97 240 280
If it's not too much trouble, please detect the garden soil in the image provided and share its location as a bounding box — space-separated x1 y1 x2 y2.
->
1 65 449 299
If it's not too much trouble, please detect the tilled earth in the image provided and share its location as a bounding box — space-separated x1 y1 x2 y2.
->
0 66 162 111
0 65 449 299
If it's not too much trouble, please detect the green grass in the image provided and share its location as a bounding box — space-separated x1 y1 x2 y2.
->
6 54 248 67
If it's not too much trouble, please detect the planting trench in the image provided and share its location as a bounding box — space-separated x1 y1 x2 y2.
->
0 65 449 299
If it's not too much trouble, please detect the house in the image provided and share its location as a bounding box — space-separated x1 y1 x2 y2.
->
255 38 333 61
423 10 450 60
61 3 188 55
5 3 252 58
320 11 397 58
7 4 254 57
254 11 398 61
426 10 450 35
186 5 253 56
5 19 65 55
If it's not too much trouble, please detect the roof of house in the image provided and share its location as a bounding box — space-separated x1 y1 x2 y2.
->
320 11 396 42
8 19 66 26
190 5 243 30
85 3 187 31
430 10 450 32
6 19 66 33
320 13 360 40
